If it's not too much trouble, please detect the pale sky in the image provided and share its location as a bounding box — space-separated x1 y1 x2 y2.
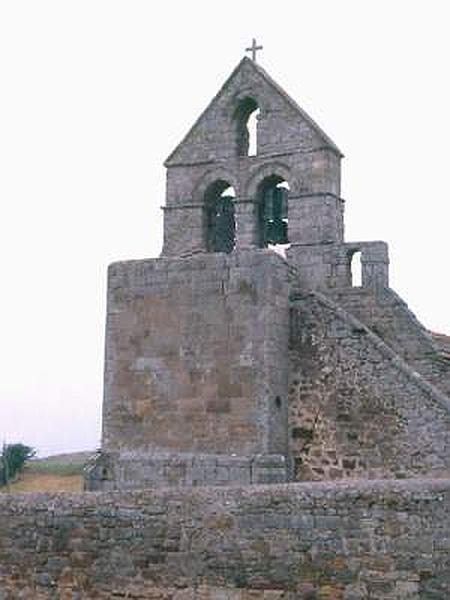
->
1 1 449 457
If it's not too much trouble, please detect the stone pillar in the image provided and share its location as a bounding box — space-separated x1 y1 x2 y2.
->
361 242 389 289
234 198 258 249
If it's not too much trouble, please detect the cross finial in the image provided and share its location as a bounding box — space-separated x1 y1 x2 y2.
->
245 38 263 62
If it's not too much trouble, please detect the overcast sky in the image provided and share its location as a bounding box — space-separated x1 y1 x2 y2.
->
1 1 449 457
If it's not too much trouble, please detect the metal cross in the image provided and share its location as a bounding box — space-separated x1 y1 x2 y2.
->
245 38 263 62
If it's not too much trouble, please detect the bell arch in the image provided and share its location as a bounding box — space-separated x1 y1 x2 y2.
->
244 162 294 198
245 163 295 249
256 175 290 248
203 180 236 254
193 167 239 201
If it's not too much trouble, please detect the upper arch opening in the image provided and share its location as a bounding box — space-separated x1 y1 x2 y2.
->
234 97 260 157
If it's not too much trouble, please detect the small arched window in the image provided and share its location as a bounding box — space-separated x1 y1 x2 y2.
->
350 250 362 286
235 97 260 157
257 176 289 247
204 181 236 253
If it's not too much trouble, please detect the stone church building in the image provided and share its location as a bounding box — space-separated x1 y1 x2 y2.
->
86 56 450 491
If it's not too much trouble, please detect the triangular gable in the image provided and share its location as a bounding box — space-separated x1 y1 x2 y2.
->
165 57 342 167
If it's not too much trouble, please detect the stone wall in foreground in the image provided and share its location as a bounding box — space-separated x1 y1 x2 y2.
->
1 479 450 599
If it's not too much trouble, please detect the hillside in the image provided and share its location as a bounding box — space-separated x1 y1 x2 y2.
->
0 451 93 493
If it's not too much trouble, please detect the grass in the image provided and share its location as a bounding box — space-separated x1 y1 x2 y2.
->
0 450 94 493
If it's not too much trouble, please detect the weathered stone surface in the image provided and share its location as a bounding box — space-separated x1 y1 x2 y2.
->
86 452 288 491
2 480 450 598
103 251 289 456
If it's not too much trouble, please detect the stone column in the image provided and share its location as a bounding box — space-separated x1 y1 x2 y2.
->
234 198 258 249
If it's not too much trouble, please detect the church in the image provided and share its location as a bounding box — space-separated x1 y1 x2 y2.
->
85 50 450 491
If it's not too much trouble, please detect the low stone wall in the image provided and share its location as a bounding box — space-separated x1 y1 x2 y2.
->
1 479 450 598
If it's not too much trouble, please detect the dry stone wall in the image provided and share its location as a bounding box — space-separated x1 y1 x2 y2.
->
288 292 450 481
1 480 450 599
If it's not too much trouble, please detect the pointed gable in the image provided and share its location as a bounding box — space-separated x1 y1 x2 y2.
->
165 57 342 167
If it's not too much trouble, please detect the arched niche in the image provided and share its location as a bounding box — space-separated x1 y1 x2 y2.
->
204 180 236 253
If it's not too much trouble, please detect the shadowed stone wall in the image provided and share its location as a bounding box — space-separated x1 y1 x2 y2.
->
1 480 450 598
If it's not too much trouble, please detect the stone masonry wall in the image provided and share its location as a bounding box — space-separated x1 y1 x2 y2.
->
85 451 288 491
1 480 450 598
287 241 389 294
102 249 289 459
288 292 450 481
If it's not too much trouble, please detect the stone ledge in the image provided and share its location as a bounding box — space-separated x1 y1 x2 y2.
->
85 451 289 491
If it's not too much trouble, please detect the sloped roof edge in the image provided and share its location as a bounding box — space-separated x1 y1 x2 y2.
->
164 58 248 167
249 58 343 157
164 56 343 166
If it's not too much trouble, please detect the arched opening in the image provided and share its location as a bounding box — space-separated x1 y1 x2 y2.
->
235 97 259 157
204 181 236 253
257 175 289 248
247 107 260 156
350 250 362 286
